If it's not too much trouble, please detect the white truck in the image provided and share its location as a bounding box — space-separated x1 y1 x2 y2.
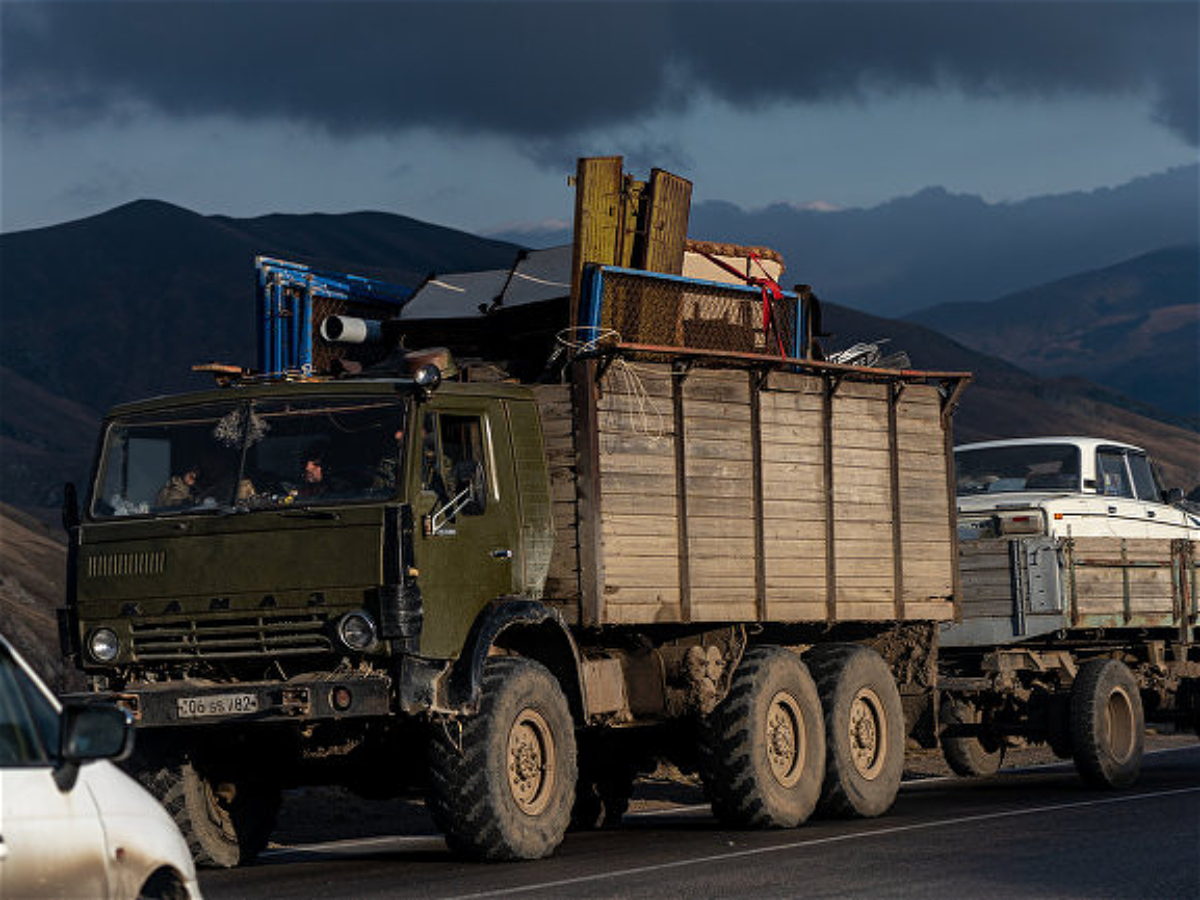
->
938 436 1199 787
954 437 1200 541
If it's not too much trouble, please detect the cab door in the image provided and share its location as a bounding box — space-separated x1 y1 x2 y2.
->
1127 450 1197 538
1095 447 1148 537
411 398 519 659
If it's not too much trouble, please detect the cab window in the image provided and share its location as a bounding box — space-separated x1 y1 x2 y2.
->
243 397 405 505
421 412 488 517
92 403 242 516
1127 453 1159 502
1096 449 1133 498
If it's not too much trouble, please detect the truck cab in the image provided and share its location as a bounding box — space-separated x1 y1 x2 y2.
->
954 436 1200 540
68 374 551 698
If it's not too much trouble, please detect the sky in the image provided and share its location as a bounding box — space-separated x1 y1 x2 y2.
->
1 0 1197 237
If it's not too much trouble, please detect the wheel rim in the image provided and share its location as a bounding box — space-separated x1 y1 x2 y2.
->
848 687 888 780
1104 686 1137 764
507 708 556 816
765 690 806 788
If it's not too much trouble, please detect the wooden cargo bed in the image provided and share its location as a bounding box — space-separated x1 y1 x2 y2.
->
946 536 1198 647
535 357 961 627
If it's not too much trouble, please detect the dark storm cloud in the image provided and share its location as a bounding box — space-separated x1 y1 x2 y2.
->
3 1 1197 146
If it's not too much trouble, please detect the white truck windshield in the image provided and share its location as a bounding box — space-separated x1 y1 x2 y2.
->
955 444 1081 496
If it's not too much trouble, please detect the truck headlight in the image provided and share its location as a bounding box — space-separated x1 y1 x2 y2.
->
337 612 377 650
88 628 120 662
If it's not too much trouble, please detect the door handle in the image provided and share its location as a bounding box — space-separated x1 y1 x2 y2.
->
491 549 513 560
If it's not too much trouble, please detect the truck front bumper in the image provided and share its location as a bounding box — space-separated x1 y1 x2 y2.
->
75 671 393 728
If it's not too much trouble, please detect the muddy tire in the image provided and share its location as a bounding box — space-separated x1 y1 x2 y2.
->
941 696 1005 778
699 645 825 828
426 657 577 860
808 644 905 818
138 756 279 868
1070 659 1144 789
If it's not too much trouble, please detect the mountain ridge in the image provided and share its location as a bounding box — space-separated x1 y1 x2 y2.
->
905 245 1200 423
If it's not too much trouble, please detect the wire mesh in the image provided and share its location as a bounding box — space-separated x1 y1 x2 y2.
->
597 270 797 357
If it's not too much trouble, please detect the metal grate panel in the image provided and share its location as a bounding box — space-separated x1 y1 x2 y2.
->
88 551 166 578
130 613 332 661
591 268 798 357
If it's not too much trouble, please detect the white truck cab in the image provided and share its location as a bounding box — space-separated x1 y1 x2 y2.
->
954 436 1200 540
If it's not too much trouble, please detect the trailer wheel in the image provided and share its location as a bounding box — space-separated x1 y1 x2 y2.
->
1070 659 1144 789
941 696 1005 778
426 657 576 860
139 756 279 868
699 645 825 828
808 644 905 818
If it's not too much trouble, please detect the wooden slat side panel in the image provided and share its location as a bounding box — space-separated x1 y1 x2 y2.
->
683 370 755 611
831 383 894 613
759 376 828 618
895 385 954 611
534 385 581 609
585 361 957 626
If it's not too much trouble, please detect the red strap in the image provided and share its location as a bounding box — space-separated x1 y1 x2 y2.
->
746 252 785 356
695 249 788 356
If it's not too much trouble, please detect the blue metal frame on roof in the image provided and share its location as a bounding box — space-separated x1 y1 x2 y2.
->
255 257 414 376
578 264 805 361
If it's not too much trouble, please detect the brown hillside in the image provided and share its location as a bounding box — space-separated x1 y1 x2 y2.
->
0 503 72 688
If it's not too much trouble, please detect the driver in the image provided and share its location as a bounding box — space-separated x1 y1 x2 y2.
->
155 464 200 508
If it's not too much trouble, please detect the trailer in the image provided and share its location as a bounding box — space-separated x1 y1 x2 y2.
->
940 437 1200 785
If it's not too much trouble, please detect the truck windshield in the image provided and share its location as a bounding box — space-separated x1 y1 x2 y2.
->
91 396 406 517
954 444 1081 496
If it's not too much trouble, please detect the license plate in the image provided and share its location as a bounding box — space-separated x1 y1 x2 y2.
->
176 692 259 719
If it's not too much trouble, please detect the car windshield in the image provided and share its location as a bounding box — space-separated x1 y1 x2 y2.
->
955 444 1082 496
91 396 406 517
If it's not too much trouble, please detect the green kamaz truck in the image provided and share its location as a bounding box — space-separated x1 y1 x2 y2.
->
59 223 977 865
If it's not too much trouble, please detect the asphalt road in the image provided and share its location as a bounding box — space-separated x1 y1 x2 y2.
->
200 744 1200 900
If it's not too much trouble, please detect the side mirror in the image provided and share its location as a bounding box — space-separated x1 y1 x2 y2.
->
1162 487 1184 505
54 702 134 791
62 481 80 531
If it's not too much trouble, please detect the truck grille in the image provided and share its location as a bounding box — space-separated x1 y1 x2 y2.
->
130 614 332 661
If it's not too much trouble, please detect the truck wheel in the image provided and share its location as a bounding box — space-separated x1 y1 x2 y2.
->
941 696 1005 778
699 645 825 828
141 757 279 868
808 644 905 818
1070 659 1144 789
426 657 577 860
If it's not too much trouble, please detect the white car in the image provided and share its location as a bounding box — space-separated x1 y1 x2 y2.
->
954 436 1200 540
0 635 201 899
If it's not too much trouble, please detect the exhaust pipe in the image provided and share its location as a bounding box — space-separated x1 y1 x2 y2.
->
320 315 384 344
